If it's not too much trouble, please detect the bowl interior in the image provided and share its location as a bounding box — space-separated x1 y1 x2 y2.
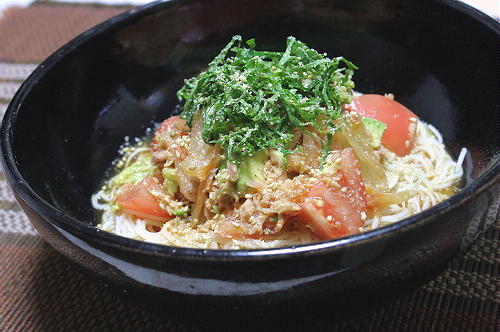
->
5 0 499 227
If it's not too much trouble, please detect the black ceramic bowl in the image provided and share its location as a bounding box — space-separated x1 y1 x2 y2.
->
1 0 499 313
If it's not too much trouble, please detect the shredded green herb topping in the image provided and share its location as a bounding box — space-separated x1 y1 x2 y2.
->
177 36 357 163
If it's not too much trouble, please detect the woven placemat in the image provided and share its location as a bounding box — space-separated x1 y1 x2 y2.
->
0 3 498 332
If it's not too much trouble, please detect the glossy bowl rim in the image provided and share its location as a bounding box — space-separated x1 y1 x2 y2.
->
1 0 499 261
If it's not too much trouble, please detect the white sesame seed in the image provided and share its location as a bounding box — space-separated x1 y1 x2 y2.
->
314 199 324 207
360 212 367 221
244 194 252 199
341 187 348 192
409 117 417 123
326 215 333 221
405 140 410 148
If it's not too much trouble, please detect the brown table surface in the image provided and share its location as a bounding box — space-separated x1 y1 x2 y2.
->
0 2 498 331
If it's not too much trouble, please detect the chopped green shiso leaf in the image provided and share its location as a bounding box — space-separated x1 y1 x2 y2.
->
177 35 357 163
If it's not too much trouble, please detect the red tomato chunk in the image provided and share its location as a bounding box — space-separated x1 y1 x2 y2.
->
350 94 418 156
117 175 172 222
297 148 368 240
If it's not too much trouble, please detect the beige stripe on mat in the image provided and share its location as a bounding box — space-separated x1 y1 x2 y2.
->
0 82 21 100
0 209 35 235
0 175 16 203
0 62 37 80
0 103 7 119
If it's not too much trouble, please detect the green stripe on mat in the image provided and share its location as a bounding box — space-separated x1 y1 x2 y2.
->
0 201 22 211
0 233 45 246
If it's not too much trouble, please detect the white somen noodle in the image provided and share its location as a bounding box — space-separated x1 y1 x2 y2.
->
92 120 464 249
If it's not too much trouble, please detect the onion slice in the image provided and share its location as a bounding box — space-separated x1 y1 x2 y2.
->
335 113 388 191
181 113 221 182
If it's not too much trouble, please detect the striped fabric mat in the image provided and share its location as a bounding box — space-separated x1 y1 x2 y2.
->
0 2 498 331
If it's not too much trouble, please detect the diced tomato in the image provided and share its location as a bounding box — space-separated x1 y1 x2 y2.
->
116 175 172 222
349 94 418 156
301 188 361 239
156 115 189 135
151 116 189 152
296 148 367 240
338 148 368 211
